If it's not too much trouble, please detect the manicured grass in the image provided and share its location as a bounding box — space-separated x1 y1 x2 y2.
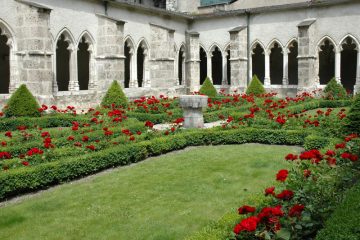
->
0 144 301 240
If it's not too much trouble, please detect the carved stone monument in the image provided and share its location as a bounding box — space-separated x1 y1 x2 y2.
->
179 95 208 128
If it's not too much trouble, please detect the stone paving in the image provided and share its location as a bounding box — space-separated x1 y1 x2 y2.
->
153 120 224 131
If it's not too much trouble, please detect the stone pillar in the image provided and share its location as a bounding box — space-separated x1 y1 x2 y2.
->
129 50 137 88
335 46 341 84
185 31 200 92
68 45 79 91
15 1 54 104
181 51 186 85
248 54 253 81
149 24 176 89
355 51 360 94
207 53 213 83
297 19 317 92
222 52 228 85
264 50 271 86
228 26 247 91
88 46 97 90
283 49 289 85
96 14 125 91
144 49 151 87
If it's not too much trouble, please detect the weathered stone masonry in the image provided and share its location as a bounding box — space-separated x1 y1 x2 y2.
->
0 0 359 109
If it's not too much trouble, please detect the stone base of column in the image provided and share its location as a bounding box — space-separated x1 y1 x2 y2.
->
264 78 271 87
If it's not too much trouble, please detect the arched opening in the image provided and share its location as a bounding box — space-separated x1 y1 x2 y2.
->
341 37 358 93
137 45 145 88
178 47 185 85
288 41 298 85
124 41 132 88
56 34 70 91
211 47 223 85
200 47 207 85
319 39 335 85
77 37 90 90
0 29 10 94
252 44 265 83
270 42 283 85
227 49 231 85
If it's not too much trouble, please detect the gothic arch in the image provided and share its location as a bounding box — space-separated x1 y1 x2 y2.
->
316 36 337 85
199 44 208 85
177 43 186 86
0 19 16 94
136 38 150 88
250 40 266 83
339 34 359 92
267 39 284 85
77 31 95 91
223 43 231 85
209 43 223 85
286 39 298 85
124 36 136 88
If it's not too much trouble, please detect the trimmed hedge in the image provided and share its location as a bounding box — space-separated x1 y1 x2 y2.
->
101 80 128 108
0 128 310 200
246 75 265 95
323 78 347 100
316 181 360 240
304 135 330 150
345 94 360 134
200 77 217 97
0 115 87 131
4 84 40 117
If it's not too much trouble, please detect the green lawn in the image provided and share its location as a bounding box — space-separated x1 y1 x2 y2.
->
0 144 301 240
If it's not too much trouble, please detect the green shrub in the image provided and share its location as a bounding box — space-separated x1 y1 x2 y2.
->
323 78 347 100
345 94 360 134
0 128 310 200
246 75 266 95
199 77 217 97
316 181 360 240
4 84 40 117
101 80 128 108
304 135 330 150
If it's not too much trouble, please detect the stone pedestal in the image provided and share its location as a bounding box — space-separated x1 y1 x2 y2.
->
179 95 208 128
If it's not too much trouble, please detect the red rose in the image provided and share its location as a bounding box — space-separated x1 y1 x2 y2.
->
22 161 30 166
288 204 305 218
276 169 289 182
265 186 275 196
86 145 95 151
285 153 298 161
276 190 294 201
303 169 311 178
129 136 135 141
82 136 89 142
5 131 12 138
238 205 256 214
325 150 336 157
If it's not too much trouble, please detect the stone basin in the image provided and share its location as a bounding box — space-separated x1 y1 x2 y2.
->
179 95 208 128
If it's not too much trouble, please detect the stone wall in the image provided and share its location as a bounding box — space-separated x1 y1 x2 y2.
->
15 1 54 105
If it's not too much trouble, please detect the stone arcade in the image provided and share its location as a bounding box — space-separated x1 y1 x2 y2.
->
0 0 359 108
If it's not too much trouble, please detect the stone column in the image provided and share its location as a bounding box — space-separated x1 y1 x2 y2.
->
264 50 271 86
228 26 247 91
129 50 137 88
355 51 360 94
181 52 186 85
207 53 212 82
283 49 289 85
68 45 79 91
96 14 125 91
248 53 253 81
297 19 317 92
144 49 151 87
222 52 228 85
185 31 200 92
88 46 97 90
15 1 54 105
335 46 341 84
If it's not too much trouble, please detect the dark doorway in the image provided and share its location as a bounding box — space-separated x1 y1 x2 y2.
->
178 48 184 85
56 34 70 91
227 50 231 85
341 37 357 92
211 47 222 85
137 46 145 87
124 42 131 88
319 40 335 85
252 44 265 83
288 41 298 85
77 37 90 90
0 30 10 94
270 43 283 85
200 47 207 85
